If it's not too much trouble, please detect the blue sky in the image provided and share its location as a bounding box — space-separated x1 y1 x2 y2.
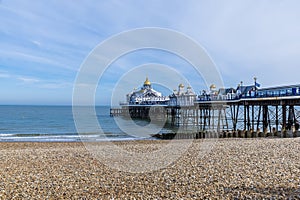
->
1 0 300 105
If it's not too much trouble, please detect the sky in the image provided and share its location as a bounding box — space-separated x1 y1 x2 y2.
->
1 0 300 105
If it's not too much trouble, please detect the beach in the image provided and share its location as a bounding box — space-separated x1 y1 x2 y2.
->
0 138 299 199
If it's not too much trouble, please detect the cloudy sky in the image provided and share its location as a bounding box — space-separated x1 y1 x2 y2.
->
1 0 300 105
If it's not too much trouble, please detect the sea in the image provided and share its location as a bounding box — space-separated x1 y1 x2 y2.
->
0 105 171 142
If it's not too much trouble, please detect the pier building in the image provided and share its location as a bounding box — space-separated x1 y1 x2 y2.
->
169 84 197 106
125 77 170 105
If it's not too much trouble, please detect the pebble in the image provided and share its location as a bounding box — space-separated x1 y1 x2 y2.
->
0 138 299 199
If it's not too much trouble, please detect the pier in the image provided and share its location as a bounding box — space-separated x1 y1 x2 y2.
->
110 78 300 138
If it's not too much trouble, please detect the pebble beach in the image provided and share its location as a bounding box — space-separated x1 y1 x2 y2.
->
0 138 299 199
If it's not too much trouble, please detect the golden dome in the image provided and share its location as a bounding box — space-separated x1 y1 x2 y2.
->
179 83 184 88
210 84 216 89
144 77 151 85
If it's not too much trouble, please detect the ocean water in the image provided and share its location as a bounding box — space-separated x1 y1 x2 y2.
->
0 106 165 142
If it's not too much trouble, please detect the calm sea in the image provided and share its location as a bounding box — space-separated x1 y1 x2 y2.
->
0 105 168 142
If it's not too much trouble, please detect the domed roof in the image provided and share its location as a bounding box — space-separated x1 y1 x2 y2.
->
144 77 151 86
210 84 216 89
179 83 184 88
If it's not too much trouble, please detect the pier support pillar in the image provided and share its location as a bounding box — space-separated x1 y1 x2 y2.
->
244 105 247 131
282 105 287 130
275 105 279 131
263 105 268 133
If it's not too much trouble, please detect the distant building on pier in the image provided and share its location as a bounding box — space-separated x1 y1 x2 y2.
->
125 77 170 105
123 77 197 106
169 84 197 106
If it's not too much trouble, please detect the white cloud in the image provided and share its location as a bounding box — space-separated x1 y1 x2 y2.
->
38 82 72 89
14 74 72 89
17 77 40 83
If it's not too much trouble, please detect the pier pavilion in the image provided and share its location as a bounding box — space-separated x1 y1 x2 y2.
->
125 77 170 105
